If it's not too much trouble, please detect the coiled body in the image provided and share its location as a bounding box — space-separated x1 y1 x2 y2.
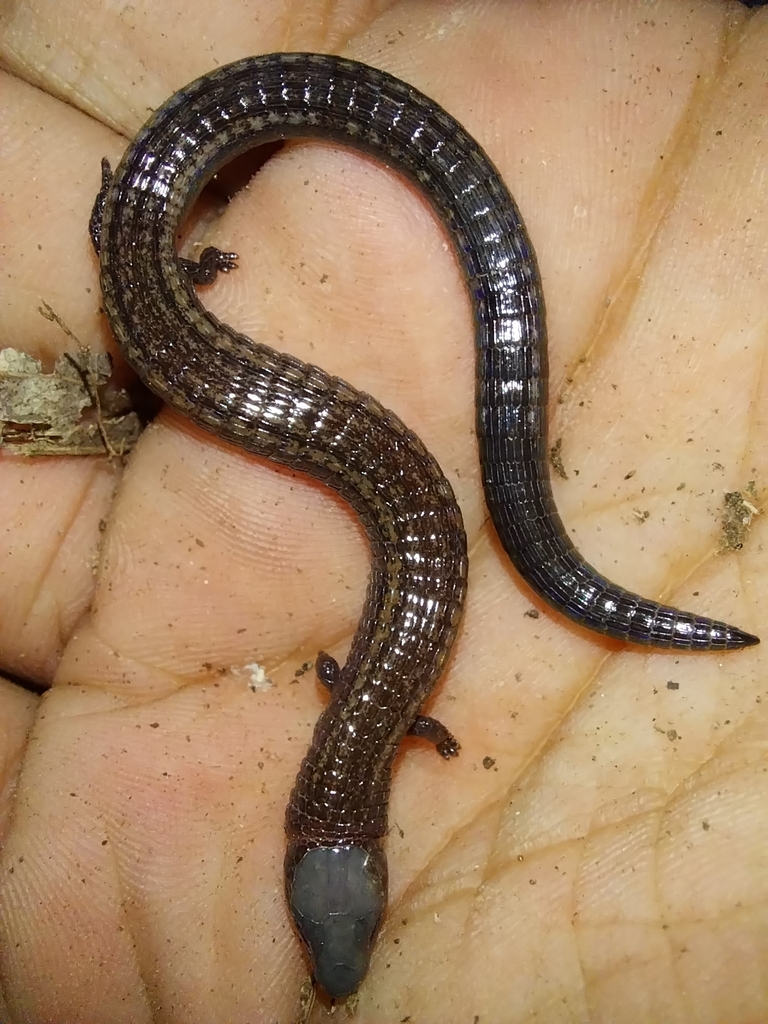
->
93 52 757 999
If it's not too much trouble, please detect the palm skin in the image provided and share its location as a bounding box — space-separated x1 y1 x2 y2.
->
0 2 766 1021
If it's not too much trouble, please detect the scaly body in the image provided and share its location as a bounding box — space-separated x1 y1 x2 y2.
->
92 52 757 999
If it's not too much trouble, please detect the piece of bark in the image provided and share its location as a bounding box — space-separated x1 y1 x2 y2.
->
0 346 140 457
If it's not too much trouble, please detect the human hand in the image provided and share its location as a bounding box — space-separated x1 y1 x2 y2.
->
1 2 766 1021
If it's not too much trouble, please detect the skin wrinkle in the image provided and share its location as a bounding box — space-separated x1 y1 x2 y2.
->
653 808 694 1021
551 44 751 533
12 463 111 672
549 14 738 415
50 464 113 636
102 835 152 1018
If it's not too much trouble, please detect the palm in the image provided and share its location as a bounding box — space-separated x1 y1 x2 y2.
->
1 3 765 1022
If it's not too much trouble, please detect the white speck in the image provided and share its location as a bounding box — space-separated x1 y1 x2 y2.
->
238 662 273 692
